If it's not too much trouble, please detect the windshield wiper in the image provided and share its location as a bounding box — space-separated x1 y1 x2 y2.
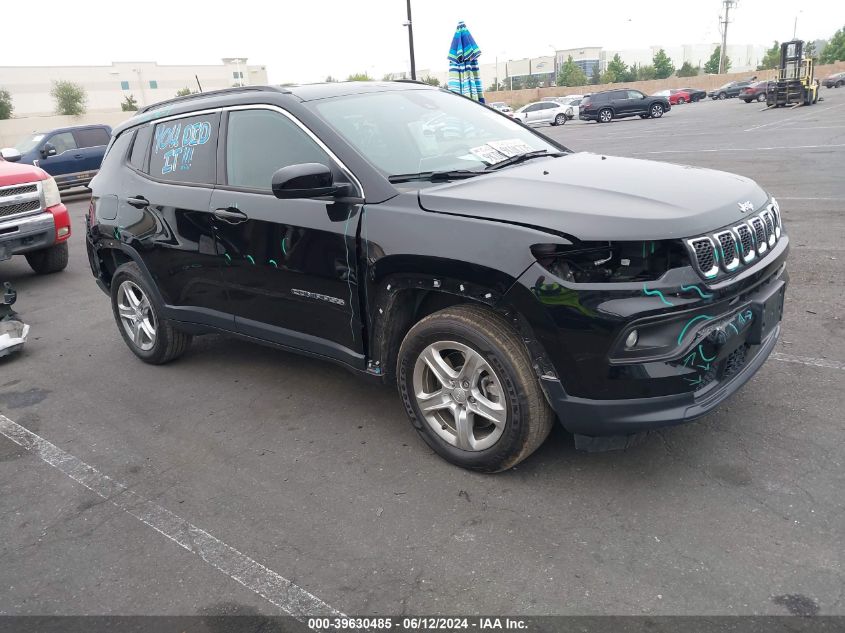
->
388 169 482 183
484 150 565 171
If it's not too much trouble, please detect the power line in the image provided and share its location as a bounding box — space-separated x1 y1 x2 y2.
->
719 0 738 74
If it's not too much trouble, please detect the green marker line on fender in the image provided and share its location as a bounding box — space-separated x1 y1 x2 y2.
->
698 344 717 362
269 259 277 268
281 237 288 256
246 255 255 265
643 283 674 307
681 284 714 299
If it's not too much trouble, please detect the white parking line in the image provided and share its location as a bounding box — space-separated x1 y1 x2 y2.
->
0 414 344 622
772 353 845 371
743 103 845 132
634 143 845 155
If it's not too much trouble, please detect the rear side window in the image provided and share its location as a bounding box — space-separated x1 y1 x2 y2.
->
74 127 111 148
225 109 330 191
47 132 77 154
149 113 220 184
128 125 153 171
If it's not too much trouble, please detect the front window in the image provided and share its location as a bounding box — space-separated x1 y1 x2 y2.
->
312 89 560 176
15 133 45 154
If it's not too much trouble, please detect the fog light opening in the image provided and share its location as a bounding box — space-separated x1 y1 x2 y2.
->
625 330 639 349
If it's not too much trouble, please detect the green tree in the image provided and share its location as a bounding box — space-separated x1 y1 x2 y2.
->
50 80 86 115
0 88 12 120
676 61 700 77
523 74 540 89
175 87 194 97
590 62 602 84
820 27 845 63
636 64 657 81
556 55 588 87
805 41 817 60
420 75 441 86
758 41 780 70
652 49 675 79
120 94 138 112
704 46 730 74
346 72 373 81
487 80 505 92
324 75 339 83
605 54 628 83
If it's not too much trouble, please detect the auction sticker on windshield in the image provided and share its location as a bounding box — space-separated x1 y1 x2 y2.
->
469 139 535 164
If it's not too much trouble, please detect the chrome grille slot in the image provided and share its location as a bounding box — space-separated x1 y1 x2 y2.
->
715 230 740 271
761 210 776 246
734 224 756 263
749 217 768 254
687 237 719 278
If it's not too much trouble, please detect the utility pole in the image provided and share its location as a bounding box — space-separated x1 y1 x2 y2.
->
404 0 417 80
718 0 737 75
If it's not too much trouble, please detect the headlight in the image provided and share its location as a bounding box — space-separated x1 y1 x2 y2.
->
42 176 61 208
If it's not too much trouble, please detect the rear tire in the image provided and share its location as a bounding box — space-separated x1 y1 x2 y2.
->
718 92 727 100
110 262 191 365
598 108 613 123
553 113 566 126
836 81 843 88
756 93 766 102
25 242 68 274
397 304 554 473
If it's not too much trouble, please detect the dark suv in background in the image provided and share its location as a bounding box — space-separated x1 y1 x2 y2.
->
86 83 787 472
708 80 755 100
579 89 671 123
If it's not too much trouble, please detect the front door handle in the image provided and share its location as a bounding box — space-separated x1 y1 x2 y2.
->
213 207 249 224
74 153 84 159
126 196 149 208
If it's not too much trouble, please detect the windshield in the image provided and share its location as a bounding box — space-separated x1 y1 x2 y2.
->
15 133 45 154
313 89 561 176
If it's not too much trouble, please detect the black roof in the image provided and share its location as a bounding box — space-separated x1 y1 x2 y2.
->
286 81 435 101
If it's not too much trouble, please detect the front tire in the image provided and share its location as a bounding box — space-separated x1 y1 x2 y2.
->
756 93 766 102
649 103 664 118
598 108 613 123
553 113 566 126
110 262 191 365
718 92 727 100
397 305 554 473
677 97 686 104
25 242 68 274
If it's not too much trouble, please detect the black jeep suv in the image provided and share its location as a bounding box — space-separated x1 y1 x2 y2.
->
579 89 671 123
86 83 788 472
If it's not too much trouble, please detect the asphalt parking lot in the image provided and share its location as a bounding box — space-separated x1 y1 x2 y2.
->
1 90 844 619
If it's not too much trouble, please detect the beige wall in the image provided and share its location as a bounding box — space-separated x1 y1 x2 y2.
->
0 61 269 116
487 62 845 109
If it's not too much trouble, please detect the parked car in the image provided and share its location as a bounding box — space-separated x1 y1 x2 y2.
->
653 89 691 105
553 95 584 119
87 83 788 472
1 124 112 190
822 72 845 88
513 101 570 126
0 149 71 273
579 89 671 123
707 80 754 100
489 101 513 115
679 87 707 102
740 81 770 103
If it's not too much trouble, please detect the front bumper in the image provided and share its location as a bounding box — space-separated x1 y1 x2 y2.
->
0 212 57 261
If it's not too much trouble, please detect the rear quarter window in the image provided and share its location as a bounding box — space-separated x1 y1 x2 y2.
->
74 127 111 148
128 125 153 171
149 113 220 185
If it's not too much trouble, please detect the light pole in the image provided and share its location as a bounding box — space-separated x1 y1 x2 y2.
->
793 10 803 39
403 0 417 80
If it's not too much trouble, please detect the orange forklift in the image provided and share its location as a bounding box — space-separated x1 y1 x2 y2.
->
766 39 820 108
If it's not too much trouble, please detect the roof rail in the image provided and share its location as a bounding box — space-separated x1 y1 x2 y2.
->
136 86 287 115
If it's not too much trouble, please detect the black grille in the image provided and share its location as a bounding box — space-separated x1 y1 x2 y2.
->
717 232 737 266
0 184 37 198
0 200 40 218
750 217 767 247
735 225 754 257
724 345 749 379
691 238 715 274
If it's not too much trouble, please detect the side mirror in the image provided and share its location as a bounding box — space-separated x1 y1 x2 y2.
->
41 143 57 158
0 148 22 162
271 163 346 200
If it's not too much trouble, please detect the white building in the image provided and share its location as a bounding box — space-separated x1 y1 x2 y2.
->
0 60 268 116
605 44 768 73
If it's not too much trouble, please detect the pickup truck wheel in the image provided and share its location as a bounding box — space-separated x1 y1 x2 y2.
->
397 304 554 472
598 108 613 123
110 262 191 364
25 242 68 274
650 103 664 118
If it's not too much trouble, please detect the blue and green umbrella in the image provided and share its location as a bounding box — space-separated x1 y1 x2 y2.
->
447 21 485 103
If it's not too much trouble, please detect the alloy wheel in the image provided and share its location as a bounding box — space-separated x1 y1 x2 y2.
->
651 104 664 118
116 280 157 351
599 109 612 123
412 341 507 452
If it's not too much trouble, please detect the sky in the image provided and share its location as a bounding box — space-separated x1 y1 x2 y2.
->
3 0 843 82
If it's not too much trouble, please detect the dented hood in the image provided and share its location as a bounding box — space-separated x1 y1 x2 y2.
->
417 152 769 241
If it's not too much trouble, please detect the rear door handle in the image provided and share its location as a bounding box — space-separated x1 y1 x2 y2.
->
213 207 249 224
126 196 149 208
